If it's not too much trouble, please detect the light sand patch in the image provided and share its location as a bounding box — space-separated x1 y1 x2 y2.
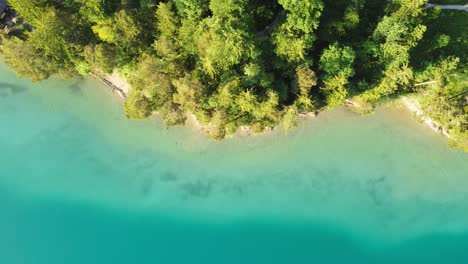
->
104 71 131 95
401 96 451 138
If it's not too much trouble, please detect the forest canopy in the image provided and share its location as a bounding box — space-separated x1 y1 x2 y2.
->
0 0 466 147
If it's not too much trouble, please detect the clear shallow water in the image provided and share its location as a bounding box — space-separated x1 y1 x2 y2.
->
1 63 467 263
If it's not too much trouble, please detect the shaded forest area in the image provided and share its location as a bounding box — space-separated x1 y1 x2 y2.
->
0 0 466 148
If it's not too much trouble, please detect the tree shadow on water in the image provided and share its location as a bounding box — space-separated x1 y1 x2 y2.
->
67 81 84 96
0 82 27 98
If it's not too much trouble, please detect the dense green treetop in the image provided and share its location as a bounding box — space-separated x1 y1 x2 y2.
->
0 0 466 149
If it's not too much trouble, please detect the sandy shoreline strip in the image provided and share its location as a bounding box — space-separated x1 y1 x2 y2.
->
401 96 451 138
93 71 130 99
99 73 452 138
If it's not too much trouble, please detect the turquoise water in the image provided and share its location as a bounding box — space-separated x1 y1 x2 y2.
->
1 63 468 263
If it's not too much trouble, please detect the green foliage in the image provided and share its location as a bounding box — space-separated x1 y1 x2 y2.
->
124 90 153 119
0 37 56 81
159 102 187 127
1 0 466 148
77 0 108 22
278 0 324 33
418 59 467 150
112 10 142 45
207 109 228 140
84 43 117 73
294 65 317 110
273 24 316 63
273 0 323 64
319 43 355 106
172 74 204 111
296 65 317 96
354 0 428 105
210 0 249 20
321 75 349 107
411 9 468 66
173 0 209 20
197 17 255 76
127 55 175 108
140 0 158 9
319 43 355 78
282 105 299 133
7 0 44 21
318 0 364 42
156 2 180 40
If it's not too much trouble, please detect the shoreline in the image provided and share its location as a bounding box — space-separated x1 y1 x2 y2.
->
98 72 319 136
92 72 129 99
345 97 453 139
400 96 452 139
99 73 452 139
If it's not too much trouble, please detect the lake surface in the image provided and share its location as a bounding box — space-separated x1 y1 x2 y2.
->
1 63 467 263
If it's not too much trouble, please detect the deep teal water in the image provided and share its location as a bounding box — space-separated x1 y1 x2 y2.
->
1 63 468 263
